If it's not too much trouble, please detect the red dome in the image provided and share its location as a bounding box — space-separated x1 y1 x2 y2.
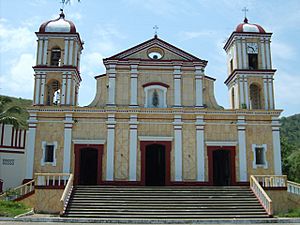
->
39 10 76 33
235 18 266 33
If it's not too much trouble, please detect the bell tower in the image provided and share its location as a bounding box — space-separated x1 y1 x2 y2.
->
33 9 83 106
224 16 276 110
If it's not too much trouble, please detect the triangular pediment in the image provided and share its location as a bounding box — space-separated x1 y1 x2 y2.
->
105 36 206 63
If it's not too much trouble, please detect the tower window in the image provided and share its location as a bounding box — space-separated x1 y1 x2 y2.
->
248 54 258 70
45 145 54 163
46 80 61 106
41 141 57 166
250 83 261 109
50 48 61 66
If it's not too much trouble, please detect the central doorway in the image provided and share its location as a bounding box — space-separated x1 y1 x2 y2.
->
145 144 166 186
213 150 231 186
79 148 98 185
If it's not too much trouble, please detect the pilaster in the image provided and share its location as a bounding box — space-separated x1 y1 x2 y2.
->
42 38 48 65
63 114 73 173
237 116 247 182
272 117 282 175
173 65 182 107
195 116 205 181
129 115 138 181
106 114 116 181
195 66 204 108
107 65 116 106
173 115 183 181
130 65 138 107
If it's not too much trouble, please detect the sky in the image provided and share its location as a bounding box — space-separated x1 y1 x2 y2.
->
0 0 299 117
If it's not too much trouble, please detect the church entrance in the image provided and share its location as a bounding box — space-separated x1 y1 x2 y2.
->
140 141 171 186
79 148 98 185
208 146 236 186
145 144 166 186
74 144 103 185
213 150 231 186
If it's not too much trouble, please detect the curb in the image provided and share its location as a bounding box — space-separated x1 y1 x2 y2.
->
0 217 300 224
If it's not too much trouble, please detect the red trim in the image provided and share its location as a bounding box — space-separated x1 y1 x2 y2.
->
207 146 236 186
35 186 65 189
74 144 104 185
142 82 170 88
0 150 25 154
11 127 14 146
101 181 141 186
23 130 26 148
22 179 34 184
18 130 22 148
15 129 18 147
94 74 106 79
14 190 35 201
1 124 4 146
263 187 287 191
140 141 171 186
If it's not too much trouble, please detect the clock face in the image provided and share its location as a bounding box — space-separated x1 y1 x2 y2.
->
247 43 258 54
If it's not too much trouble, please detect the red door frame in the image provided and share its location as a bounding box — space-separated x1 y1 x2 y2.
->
74 144 104 185
140 141 171 186
207 146 236 186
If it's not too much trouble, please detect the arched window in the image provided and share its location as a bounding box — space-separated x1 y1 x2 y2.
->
231 88 235 109
250 83 261 109
50 48 61 66
143 83 168 108
46 80 61 106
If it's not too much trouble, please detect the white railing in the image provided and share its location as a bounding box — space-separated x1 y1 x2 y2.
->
250 175 273 216
60 174 74 215
35 173 71 187
287 181 300 195
0 180 35 201
254 175 287 188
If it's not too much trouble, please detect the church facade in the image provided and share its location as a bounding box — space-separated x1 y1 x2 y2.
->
25 11 282 186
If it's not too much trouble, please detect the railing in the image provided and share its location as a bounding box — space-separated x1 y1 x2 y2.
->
60 174 74 215
253 175 287 188
0 180 35 201
287 181 300 195
250 175 273 216
35 173 71 187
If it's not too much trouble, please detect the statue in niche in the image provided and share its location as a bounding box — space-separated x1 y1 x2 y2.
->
152 89 159 107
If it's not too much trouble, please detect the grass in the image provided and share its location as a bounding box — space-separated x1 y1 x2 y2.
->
278 208 300 217
0 200 31 217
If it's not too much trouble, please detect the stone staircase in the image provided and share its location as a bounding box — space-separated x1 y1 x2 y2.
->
63 186 270 219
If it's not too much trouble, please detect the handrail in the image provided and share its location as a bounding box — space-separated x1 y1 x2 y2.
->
35 173 71 187
250 175 273 216
0 180 35 201
254 175 287 188
287 180 300 195
60 174 74 215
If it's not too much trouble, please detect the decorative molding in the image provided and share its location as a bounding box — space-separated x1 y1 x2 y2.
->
138 136 173 141
72 139 106 145
205 141 238 146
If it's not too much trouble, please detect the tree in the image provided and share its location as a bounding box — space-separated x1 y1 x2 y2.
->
0 96 24 128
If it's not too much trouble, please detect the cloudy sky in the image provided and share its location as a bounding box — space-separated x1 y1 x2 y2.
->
0 0 299 116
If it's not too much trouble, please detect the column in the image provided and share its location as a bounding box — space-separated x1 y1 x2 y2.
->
34 74 41 105
129 115 138 181
237 39 243 69
42 38 48 65
39 73 46 105
196 116 205 181
243 76 249 109
237 116 247 182
74 41 79 67
107 64 116 106
66 72 72 105
263 76 269 110
106 114 116 181
232 41 238 69
68 39 74 66
25 113 38 179
173 115 183 181
268 76 274 109
37 38 43 65
130 65 138 107
195 66 204 108
63 114 73 173
72 77 76 105
265 38 271 69
64 38 69 65
272 117 282 175
239 76 245 108
242 38 247 69
260 38 266 69
173 65 182 107
61 73 67 105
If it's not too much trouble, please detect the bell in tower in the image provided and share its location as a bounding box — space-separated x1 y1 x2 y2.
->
223 14 276 111
33 9 83 106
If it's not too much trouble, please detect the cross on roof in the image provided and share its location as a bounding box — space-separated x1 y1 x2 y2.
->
153 25 159 37
242 7 249 18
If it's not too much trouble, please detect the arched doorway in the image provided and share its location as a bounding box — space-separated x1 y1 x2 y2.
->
140 141 171 186
145 144 166 186
74 144 103 185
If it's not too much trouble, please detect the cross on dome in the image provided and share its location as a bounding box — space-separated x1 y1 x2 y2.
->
153 25 159 38
242 7 249 23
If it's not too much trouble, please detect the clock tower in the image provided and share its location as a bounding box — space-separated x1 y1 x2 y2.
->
224 17 276 110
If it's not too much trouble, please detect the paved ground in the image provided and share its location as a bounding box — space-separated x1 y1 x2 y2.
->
1 223 300 225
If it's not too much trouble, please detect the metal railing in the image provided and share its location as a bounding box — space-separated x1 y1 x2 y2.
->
35 173 71 187
0 180 35 201
60 174 74 215
253 175 287 188
250 175 273 216
287 180 300 195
